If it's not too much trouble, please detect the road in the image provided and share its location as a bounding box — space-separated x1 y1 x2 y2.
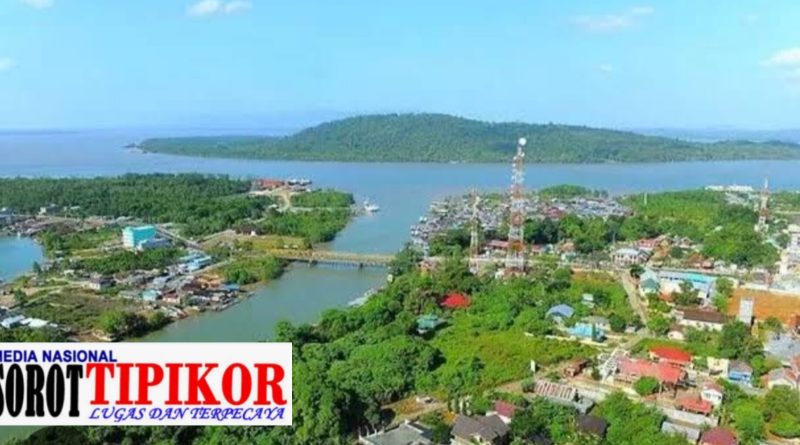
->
619 269 649 327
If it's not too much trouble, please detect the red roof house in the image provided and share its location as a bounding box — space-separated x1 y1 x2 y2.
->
617 358 683 385
678 396 714 415
649 346 693 368
492 401 518 423
700 427 738 445
440 292 471 309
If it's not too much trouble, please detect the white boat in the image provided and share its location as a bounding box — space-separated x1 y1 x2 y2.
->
363 199 380 213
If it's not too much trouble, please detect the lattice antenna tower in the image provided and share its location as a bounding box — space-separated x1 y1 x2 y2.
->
505 137 527 275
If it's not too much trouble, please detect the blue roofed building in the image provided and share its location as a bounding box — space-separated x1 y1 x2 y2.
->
568 322 605 342
546 304 575 324
122 225 157 250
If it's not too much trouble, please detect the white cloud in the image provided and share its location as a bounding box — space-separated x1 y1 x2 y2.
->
21 0 53 9
762 48 800 67
0 58 16 72
599 63 614 73
571 6 654 32
187 0 252 18
223 0 252 14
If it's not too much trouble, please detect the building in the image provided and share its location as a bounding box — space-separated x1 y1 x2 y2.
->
122 225 157 250
84 275 114 291
451 414 509 445
737 297 754 326
532 380 594 413
678 396 714 416
416 314 445 334
489 401 519 425
700 382 724 406
680 308 727 331
612 247 650 266
358 422 432 445
563 358 590 377
668 325 686 341
727 360 753 385
546 304 574 323
765 367 799 390
440 292 471 309
141 289 161 302
567 322 605 342
649 346 693 368
616 358 684 387
137 238 171 251
0 315 26 329
659 271 717 301
252 178 286 191
661 421 701 443
700 427 737 445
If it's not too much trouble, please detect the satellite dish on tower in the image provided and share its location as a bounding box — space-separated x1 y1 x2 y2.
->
518 137 527 147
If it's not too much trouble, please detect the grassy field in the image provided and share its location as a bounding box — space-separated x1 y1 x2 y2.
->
22 288 141 332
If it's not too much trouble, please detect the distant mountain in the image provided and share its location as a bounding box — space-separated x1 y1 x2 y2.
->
140 113 800 163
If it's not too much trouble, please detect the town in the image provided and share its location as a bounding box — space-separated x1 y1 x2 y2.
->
0 174 357 342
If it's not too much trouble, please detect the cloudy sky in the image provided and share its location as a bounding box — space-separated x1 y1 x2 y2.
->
1 0 799 129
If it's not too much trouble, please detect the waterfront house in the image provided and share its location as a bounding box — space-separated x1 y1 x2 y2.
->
451 414 509 445
727 360 753 385
700 427 738 445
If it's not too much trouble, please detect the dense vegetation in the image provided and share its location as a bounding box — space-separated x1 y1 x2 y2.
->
77 247 182 275
221 255 287 285
258 208 351 244
290 189 354 208
38 226 119 254
623 190 778 267
0 174 273 237
140 114 800 163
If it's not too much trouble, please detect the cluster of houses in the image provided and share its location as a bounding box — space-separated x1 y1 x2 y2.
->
0 308 54 330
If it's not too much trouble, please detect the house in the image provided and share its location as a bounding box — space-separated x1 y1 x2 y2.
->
678 396 714 416
680 308 727 331
700 427 737 445
765 367 799 390
533 380 594 413
727 360 753 385
84 275 114 291
640 277 661 296
616 358 684 387
563 358 590 377
0 315 26 329
661 421 701 443
707 358 730 376
700 382 724 406
581 293 595 308
612 247 650 266
649 346 693 368
451 414 509 445
358 421 432 445
567 322 605 342
416 314 445 334
668 324 686 341
659 271 717 302
440 292 471 309
546 304 574 323
576 414 608 438
252 178 286 191
764 333 800 365
490 401 519 425
141 289 161 302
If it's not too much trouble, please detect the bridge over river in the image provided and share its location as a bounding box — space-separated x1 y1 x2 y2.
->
268 249 394 268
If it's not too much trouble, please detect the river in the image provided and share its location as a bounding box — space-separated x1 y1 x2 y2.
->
2 130 800 440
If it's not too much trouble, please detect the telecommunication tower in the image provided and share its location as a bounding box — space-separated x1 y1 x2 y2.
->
756 177 770 233
505 137 527 276
469 189 481 273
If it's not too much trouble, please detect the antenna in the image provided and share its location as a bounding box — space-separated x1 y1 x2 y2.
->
505 137 527 276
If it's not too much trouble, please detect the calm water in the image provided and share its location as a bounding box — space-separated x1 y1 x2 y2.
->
0 236 43 282
1 130 800 441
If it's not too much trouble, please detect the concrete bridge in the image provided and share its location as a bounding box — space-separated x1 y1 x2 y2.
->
268 249 393 268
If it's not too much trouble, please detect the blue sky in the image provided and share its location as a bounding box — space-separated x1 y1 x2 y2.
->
1 0 800 130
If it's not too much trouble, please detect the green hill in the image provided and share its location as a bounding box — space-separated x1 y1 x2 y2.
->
140 113 800 163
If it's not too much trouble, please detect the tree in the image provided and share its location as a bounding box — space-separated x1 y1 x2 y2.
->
633 376 660 396
731 400 765 443
629 264 644 279
718 321 761 360
771 412 800 438
608 314 627 333
762 316 784 335
716 277 734 299
673 280 699 306
32 261 42 275
647 313 671 335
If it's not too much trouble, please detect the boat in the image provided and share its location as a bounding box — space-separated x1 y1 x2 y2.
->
363 199 380 213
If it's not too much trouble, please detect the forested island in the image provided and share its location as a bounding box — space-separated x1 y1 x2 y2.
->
140 113 800 163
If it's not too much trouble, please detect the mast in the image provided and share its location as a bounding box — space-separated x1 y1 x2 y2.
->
505 137 527 276
469 189 481 273
756 177 769 233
